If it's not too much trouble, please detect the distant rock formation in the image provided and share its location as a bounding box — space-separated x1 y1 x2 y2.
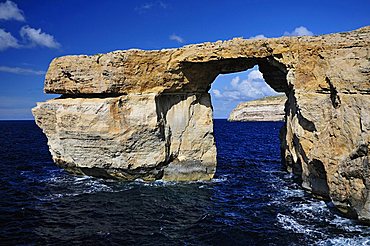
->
33 26 370 223
228 95 285 122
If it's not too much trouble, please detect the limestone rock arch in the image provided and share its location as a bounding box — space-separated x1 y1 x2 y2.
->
33 26 370 222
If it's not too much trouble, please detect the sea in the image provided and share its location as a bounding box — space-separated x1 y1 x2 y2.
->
1 119 370 245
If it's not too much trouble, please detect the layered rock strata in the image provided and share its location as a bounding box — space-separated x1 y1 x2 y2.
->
33 26 370 222
228 95 285 122
33 93 216 181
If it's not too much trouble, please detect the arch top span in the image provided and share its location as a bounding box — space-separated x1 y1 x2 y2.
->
44 26 369 96
34 26 370 223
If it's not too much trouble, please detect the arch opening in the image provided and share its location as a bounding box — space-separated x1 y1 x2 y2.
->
205 60 288 178
189 57 331 203
179 57 290 94
210 65 285 119
152 57 293 181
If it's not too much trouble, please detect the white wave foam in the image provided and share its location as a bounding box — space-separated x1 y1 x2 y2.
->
291 200 328 220
315 236 370 246
329 215 370 233
132 176 228 187
268 187 305 206
277 213 310 234
36 174 128 201
280 188 305 198
291 200 370 234
211 176 228 183
277 213 323 237
139 180 182 187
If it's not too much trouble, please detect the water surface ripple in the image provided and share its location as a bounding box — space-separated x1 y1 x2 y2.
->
1 120 369 245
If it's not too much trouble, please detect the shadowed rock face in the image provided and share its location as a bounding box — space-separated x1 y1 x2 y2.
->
33 26 370 222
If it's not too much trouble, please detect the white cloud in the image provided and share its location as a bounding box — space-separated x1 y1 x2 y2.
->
213 89 222 97
249 26 313 40
248 69 264 80
212 66 280 101
158 1 167 8
0 65 45 75
0 28 19 50
249 34 267 39
0 3 61 51
140 3 153 10
135 1 167 12
169 34 185 43
0 26 61 51
284 26 313 36
0 0 24 21
20 26 60 49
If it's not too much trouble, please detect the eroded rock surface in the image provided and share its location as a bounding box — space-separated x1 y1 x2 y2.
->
228 95 285 122
33 26 370 222
33 93 215 181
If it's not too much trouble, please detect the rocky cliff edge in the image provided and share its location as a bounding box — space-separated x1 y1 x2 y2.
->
33 26 370 223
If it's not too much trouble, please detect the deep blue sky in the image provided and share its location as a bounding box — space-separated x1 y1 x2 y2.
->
0 0 369 119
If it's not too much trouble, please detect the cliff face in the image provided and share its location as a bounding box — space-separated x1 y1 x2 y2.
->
228 95 285 122
33 93 216 181
33 26 370 222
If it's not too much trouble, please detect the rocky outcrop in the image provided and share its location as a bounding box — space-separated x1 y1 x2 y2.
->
228 95 285 122
33 93 216 181
33 26 370 223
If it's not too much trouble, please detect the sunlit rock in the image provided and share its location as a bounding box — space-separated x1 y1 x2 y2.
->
33 26 370 223
33 93 215 181
228 95 286 122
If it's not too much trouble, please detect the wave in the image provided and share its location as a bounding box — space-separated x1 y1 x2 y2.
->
316 236 370 246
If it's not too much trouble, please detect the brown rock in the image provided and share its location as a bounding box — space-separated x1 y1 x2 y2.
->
33 26 370 223
33 93 215 181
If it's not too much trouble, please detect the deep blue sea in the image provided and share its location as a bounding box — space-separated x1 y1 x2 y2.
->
1 120 370 245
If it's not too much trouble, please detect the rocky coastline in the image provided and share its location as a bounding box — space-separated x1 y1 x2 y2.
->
33 26 370 223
